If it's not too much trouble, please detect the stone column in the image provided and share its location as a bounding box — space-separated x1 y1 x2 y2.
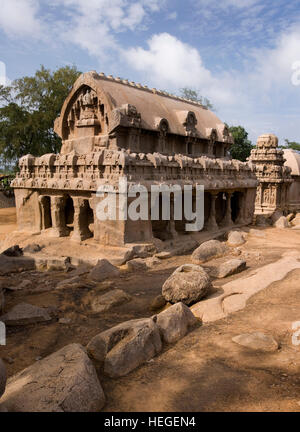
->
220 192 233 227
50 196 68 237
38 196 46 231
71 197 93 242
206 192 218 231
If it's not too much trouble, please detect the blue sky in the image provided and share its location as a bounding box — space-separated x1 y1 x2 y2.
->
0 0 300 144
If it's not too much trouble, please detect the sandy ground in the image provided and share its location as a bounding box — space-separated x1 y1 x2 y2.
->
0 207 17 241
0 207 299 412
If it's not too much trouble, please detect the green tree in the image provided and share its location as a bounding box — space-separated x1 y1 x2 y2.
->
0 65 81 167
228 125 253 162
283 139 300 151
179 87 214 110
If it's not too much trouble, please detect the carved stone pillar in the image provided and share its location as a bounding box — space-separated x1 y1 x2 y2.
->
221 192 233 227
206 192 218 231
38 195 46 231
71 197 93 242
50 196 68 237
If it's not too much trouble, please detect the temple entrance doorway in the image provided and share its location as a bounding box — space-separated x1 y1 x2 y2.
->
40 196 52 230
64 195 74 233
231 192 241 222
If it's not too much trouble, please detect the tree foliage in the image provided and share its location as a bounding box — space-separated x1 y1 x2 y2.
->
179 88 214 110
283 139 300 152
228 125 253 162
0 65 81 168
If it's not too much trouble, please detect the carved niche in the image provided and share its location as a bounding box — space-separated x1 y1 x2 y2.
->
183 111 198 137
156 118 169 153
109 104 141 131
63 86 104 140
206 128 218 156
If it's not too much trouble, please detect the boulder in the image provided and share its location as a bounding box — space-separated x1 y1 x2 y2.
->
162 264 211 305
23 243 42 254
150 295 167 312
0 303 52 326
211 259 246 279
227 231 246 247
2 245 23 257
0 255 35 276
126 258 148 272
145 256 161 268
191 240 228 264
232 332 278 352
91 289 132 313
89 259 120 282
126 257 160 272
87 317 162 378
0 359 6 398
1 344 105 412
156 302 198 344
274 216 289 229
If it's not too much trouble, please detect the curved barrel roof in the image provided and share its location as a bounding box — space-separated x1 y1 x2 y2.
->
54 71 230 142
284 149 300 176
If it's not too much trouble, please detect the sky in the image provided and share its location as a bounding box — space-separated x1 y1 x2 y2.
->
0 0 300 144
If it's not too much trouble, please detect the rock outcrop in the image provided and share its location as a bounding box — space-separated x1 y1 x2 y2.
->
87 317 162 378
162 264 211 305
0 255 35 276
191 240 228 264
91 289 132 313
227 231 246 247
156 302 198 344
232 332 279 352
211 259 246 279
0 303 52 326
89 259 120 282
1 344 105 412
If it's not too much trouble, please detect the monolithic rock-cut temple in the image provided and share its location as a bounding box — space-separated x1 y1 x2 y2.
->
12 71 258 247
250 134 293 215
283 149 300 212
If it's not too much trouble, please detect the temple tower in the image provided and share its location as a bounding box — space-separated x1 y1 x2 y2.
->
250 134 292 215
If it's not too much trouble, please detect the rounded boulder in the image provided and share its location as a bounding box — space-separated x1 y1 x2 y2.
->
162 264 211 306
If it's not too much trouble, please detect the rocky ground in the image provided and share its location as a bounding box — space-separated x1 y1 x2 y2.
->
0 208 299 411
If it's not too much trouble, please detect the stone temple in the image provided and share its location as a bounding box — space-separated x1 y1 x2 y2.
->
283 148 300 212
249 134 293 215
12 71 258 247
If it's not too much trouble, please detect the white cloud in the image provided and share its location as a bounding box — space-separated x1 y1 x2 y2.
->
253 26 300 90
196 0 260 10
124 26 300 143
0 0 41 38
49 0 165 59
124 33 237 105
